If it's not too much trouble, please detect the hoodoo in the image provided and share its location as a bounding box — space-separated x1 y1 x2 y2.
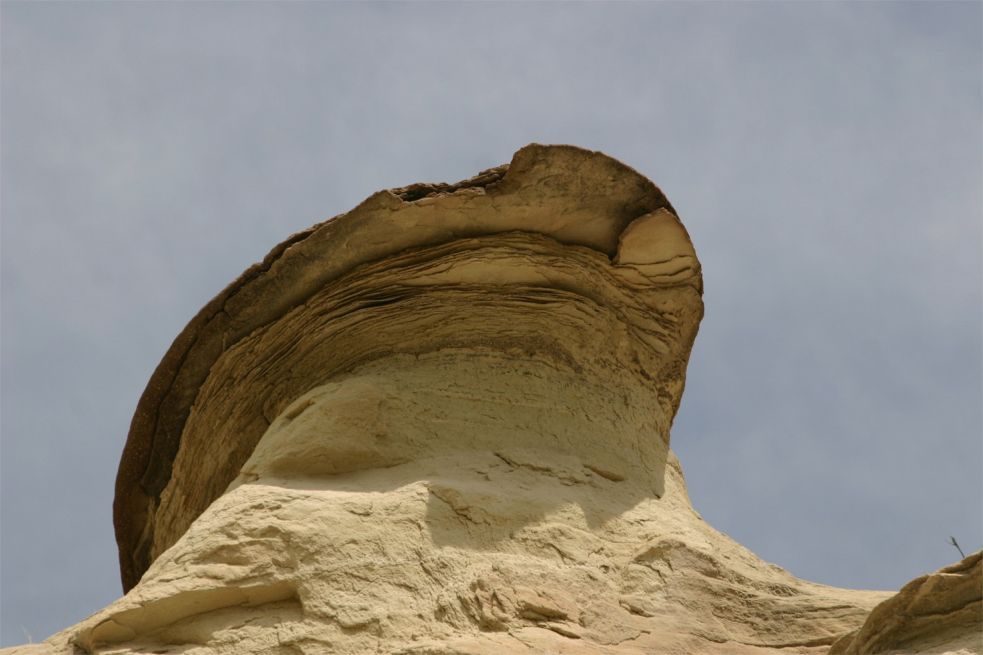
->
5 145 979 655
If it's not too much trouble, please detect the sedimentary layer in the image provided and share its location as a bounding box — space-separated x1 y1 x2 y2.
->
5 145 977 655
830 552 983 654
113 144 700 592
15 446 889 654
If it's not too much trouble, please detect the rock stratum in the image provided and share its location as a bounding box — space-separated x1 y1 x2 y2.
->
5 145 980 655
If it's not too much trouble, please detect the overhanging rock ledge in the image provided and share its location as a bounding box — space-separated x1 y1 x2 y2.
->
3 144 978 655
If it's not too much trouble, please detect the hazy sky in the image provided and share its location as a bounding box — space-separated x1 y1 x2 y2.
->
1 1 980 646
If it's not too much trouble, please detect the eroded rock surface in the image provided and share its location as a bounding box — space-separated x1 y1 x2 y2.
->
113 144 697 592
3 145 978 655
830 552 983 655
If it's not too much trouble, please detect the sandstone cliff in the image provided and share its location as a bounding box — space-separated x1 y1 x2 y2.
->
3 145 978 655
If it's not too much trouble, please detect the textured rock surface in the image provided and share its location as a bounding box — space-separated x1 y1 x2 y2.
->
10 449 889 655
3 145 978 654
113 144 693 592
830 552 982 655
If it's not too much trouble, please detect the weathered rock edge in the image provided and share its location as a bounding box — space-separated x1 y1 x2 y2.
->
114 144 695 591
1 145 971 655
829 551 983 654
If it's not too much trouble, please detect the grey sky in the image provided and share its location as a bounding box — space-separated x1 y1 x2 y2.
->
1 1 980 646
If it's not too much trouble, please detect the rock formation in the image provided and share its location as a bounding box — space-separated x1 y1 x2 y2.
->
830 552 982 655
3 145 979 655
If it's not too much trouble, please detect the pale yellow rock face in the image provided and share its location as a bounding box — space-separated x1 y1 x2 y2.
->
18 445 886 655
830 553 983 655
4 145 978 655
